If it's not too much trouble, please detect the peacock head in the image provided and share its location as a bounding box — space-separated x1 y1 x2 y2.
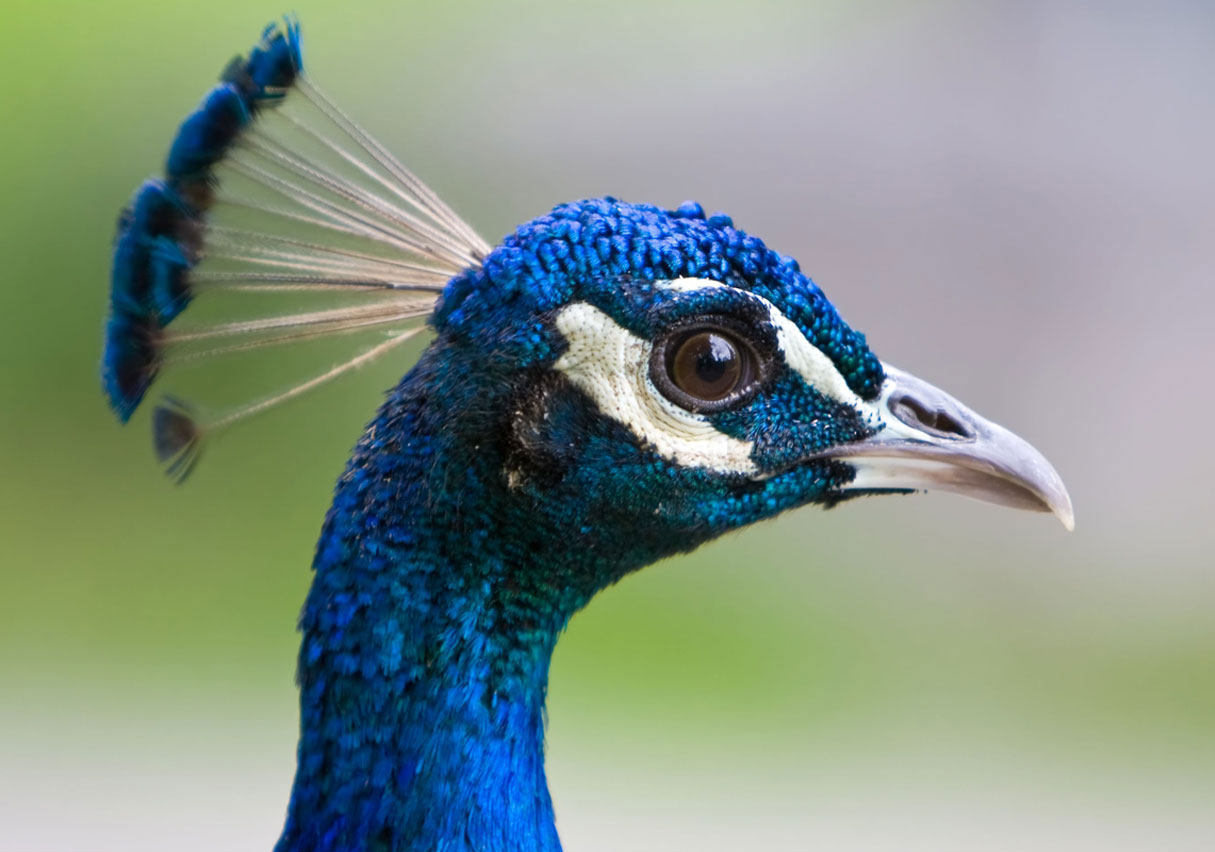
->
403 196 1073 568
103 18 1072 580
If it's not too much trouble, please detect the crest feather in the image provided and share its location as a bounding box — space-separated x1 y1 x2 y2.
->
102 17 485 478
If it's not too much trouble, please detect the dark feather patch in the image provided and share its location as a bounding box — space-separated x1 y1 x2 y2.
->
102 312 162 422
499 372 589 491
153 398 203 483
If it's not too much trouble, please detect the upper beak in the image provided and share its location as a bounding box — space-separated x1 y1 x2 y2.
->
829 363 1074 531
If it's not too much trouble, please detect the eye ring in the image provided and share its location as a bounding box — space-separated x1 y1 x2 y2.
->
649 320 768 413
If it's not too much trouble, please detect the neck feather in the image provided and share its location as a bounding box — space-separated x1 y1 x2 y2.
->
276 344 581 852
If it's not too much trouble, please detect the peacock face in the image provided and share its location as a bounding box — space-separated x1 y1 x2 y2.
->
429 199 1072 549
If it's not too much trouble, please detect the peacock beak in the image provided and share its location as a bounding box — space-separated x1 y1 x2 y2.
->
830 363 1075 530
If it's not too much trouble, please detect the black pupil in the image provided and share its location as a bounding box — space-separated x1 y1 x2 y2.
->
671 331 742 401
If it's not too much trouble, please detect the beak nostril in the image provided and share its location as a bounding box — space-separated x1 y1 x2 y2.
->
890 394 973 440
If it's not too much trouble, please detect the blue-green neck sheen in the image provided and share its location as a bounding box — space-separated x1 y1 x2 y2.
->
274 340 689 852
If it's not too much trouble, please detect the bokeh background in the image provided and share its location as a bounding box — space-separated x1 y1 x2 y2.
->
2 0 1213 849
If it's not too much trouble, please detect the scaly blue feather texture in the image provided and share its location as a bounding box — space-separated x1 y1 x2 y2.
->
439 198 883 401
277 198 880 851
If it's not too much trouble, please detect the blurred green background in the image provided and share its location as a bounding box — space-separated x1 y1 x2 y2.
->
2 1 1213 849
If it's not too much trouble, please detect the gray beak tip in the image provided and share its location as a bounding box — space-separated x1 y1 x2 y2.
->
1040 471 1075 532
1059 508 1076 533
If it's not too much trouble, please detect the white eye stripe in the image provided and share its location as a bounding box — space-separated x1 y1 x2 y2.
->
657 278 868 413
553 302 758 475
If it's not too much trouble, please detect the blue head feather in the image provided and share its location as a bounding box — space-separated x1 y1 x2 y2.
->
437 196 882 399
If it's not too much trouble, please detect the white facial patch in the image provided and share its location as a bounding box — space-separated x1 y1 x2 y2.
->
552 278 890 476
553 302 758 475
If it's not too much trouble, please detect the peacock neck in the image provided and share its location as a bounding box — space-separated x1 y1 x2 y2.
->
277 552 562 852
276 343 584 852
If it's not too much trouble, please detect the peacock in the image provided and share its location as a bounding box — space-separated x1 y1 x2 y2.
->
102 18 1073 852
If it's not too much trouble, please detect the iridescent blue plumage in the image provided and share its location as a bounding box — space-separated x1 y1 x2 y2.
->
103 17 1073 852
240 18 303 97
103 18 305 421
146 236 193 324
104 179 195 419
165 83 251 184
165 21 302 184
439 196 883 400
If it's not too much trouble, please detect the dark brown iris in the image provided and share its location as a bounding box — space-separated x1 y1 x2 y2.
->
669 330 745 402
650 318 767 413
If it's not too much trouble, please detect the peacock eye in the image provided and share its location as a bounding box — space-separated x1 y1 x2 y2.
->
651 324 764 412
671 331 743 400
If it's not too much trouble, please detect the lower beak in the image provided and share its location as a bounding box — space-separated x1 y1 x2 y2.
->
829 363 1074 531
